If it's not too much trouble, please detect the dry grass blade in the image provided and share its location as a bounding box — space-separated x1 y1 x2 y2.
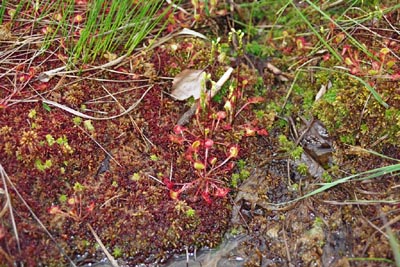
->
378 207 400 266
37 55 127 82
100 85 155 148
0 164 20 253
10 85 153 121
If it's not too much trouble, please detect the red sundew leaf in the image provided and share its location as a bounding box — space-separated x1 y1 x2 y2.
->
380 47 390 56
0 103 8 109
371 61 380 70
344 57 353 66
86 202 95 212
323 53 330 61
163 178 175 190
224 161 236 172
247 96 265 104
216 111 226 120
15 64 25 71
28 67 36 77
390 73 400 80
173 124 186 135
68 197 77 205
169 134 184 144
204 138 214 148
191 140 201 151
48 206 61 214
19 74 30 82
257 128 269 136
296 37 306 50
73 14 84 24
222 124 232 131
214 187 230 198
35 83 48 91
244 126 256 137
350 67 359 74
208 156 217 165
167 23 175 34
201 191 212 204
342 44 351 56
185 151 193 162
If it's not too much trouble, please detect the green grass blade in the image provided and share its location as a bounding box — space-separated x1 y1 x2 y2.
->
290 1 342 62
303 0 376 60
271 163 400 206
0 0 7 24
387 228 400 267
71 0 167 63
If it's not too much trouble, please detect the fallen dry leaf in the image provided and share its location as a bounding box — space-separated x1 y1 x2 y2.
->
171 69 206 100
0 23 14 41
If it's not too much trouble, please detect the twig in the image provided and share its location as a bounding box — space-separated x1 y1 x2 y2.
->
10 85 153 121
282 224 291 265
101 85 155 148
0 247 14 266
87 223 119 267
76 124 122 169
36 55 128 82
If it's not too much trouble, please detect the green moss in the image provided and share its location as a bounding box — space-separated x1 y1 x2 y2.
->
245 41 275 58
322 172 333 183
35 159 53 172
59 194 67 203
83 119 95 132
312 72 400 148
73 182 84 192
278 134 303 160
112 247 123 258
296 163 308 175
231 169 250 188
290 146 303 160
46 134 56 146
72 116 82 125
339 134 356 145
28 109 37 119
185 208 196 218
150 154 159 161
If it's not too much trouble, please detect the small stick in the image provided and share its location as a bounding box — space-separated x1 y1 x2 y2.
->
87 223 119 267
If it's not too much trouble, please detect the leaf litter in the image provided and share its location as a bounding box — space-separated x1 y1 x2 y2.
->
171 69 206 100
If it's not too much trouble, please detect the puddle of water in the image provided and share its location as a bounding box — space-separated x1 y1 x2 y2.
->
162 234 249 267
76 234 248 267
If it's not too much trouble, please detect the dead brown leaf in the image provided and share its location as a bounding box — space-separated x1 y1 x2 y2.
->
171 69 206 100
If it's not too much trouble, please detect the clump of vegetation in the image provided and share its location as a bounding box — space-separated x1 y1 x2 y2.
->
312 71 400 148
278 134 303 160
